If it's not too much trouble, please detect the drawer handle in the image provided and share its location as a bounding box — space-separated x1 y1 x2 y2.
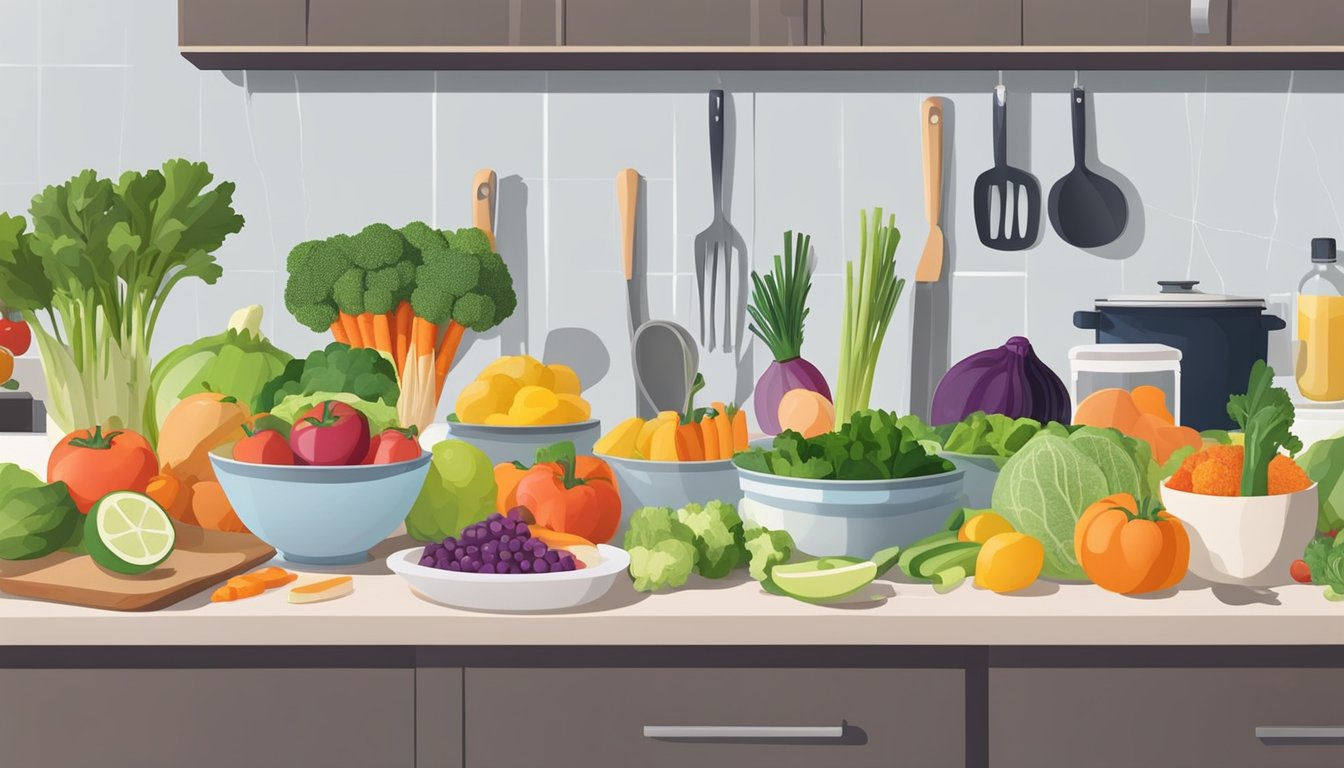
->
644 725 844 740
1190 0 1211 34
1257 727 1344 741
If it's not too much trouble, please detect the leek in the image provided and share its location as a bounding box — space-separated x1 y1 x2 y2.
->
835 208 905 425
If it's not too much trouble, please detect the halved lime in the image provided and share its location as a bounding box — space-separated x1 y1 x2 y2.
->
769 557 878 601
85 492 176 575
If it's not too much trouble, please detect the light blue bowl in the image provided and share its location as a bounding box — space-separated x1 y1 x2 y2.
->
210 451 432 565
736 467 968 559
599 454 744 539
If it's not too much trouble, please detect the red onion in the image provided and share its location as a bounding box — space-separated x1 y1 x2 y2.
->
930 336 1070 426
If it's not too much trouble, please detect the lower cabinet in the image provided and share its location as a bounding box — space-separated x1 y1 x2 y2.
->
989 668 1344 768
464 667 965 767
0 668 417 768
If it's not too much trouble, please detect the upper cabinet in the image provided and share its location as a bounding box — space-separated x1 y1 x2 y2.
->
179 0 1344 69
308 0 561 46
180 0 307 45
1231 0 1344 44
861 1 1023 46
1023 0 1229 45
564 0 806 46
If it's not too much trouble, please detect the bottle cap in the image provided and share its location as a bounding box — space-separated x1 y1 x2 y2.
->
1313 237 1337 263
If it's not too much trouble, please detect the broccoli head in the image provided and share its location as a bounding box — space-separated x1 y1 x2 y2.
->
332 267 367 316
744 526 795 582
676 501 746 579
284 238 352 332
348 223 414 271
407 224 516 331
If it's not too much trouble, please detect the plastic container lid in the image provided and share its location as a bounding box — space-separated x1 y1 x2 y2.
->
1094 280 1265 309
1069 344 1182 363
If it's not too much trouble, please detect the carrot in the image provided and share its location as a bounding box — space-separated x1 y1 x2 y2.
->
394 302 414 370
434 321 467 400
329 319 350 345
356 313 376 350
731 407 748 452
339 311 363 347
675 422 704 462
373 312 393 356
711 402 734 460
699 416 720 462
254 567 297 589
413 317 438 357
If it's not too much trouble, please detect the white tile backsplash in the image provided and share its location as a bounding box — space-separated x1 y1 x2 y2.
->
0 0 1336 430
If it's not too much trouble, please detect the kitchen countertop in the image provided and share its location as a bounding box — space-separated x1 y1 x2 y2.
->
3 549 1341 646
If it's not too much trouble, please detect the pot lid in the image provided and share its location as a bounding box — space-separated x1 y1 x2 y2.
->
1096 280 1266 308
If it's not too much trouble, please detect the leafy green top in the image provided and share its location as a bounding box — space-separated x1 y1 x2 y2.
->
747 230 814 362
1228 360 1302 496
733 409 954 481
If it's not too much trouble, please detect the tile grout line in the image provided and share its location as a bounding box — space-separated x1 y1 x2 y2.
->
543 73 551 332
295 73 311 240
431 72 438 229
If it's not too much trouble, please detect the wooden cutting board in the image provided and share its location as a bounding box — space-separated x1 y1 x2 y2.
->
0 526 275 611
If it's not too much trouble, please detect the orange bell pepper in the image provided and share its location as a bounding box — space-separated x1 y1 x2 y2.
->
494 461 532 514
514 442 622 544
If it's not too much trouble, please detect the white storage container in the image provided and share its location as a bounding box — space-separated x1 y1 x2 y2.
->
1069 344 1183 424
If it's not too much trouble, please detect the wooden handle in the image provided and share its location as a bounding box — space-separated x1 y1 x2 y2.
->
921 97 944 228
617 168 639 281
472 168 498 251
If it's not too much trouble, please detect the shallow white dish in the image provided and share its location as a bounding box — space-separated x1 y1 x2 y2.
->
386 544 631 613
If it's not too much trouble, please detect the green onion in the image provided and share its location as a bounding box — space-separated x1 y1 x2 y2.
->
835 208 905 425
746 230 813 362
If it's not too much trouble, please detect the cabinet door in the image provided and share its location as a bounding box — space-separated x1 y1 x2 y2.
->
991 668 1344 768
862 0 1022 45
0 668 416 768
1024 0 1229 44
179 0 308 45
1231 1 1344 44
308 0 561 46
466 667 964 767
564 0 807 45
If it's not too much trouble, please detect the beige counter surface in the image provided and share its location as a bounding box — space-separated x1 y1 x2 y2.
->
3 554 1342 646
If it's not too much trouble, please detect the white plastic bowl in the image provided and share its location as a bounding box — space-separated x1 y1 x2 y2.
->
599 454 744 538
736 467 967 558
424 420 601 466
1160 483 1318 587
386 544 631 613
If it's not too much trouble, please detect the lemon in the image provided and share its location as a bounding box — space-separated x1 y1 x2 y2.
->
959 512 1015 544
86 492 176 575
974 533 1044 593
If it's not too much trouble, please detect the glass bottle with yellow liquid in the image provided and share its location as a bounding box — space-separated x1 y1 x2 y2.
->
1296 237 1344 401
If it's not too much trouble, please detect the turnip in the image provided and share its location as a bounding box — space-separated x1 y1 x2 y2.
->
747 231 832 435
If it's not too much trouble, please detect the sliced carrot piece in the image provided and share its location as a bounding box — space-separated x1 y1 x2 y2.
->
289 576 355 604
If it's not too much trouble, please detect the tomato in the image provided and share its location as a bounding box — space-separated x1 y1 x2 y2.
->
0 314 30 357
366 426 421 465
290 401 370 466
1290 559 1313 584
234 426 295 466
48 426 158 513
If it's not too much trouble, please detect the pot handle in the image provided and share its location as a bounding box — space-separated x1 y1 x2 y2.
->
1262 313 1287 331
1073 310 1101 330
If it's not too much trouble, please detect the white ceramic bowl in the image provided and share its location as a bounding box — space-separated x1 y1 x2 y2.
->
424 420 602 466
386 544 631 613
1160 483 1319 587
598 454 744 538
736 467 967 559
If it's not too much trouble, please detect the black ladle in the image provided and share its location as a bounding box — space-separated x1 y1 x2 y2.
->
1048 87 1128 248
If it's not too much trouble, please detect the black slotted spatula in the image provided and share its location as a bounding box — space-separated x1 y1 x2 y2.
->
974 85 1041 251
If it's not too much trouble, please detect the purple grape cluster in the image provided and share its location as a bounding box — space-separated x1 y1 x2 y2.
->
420 510 578 574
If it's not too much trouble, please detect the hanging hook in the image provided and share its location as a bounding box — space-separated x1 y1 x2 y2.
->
997 69 1004 87
1073 70 1080 88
